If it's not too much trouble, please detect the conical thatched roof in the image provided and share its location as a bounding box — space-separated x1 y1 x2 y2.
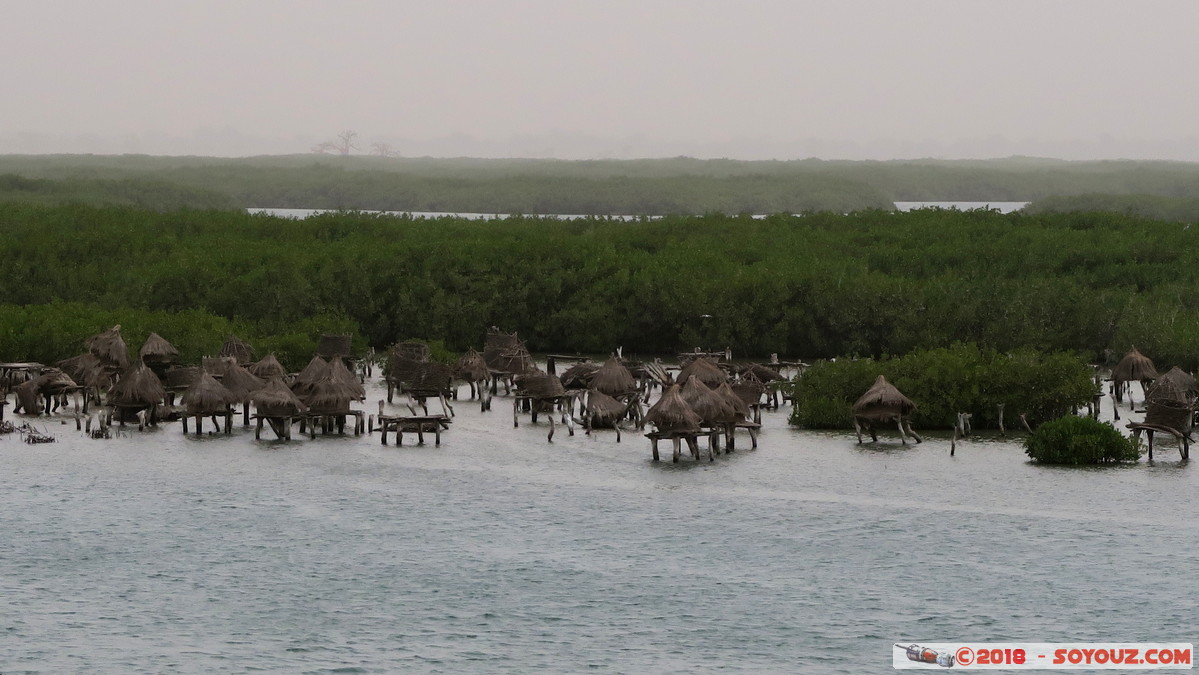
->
183 371 238 415
681 377 738 424
109 362 166 407
676 357 727 388
1145 376 1191 406
454 348 490 381
248 354 287 379
740 363 783 382
35 369 78 396
56 353 101 387
852 375 915 421
1111 348 1158 383
302 376 356 414
290 355 330 396
219 335 254 364
585 390 628 424
559 361 600 389
591 357 637 397
138 332 179 365
517 371 565 398
85 325 130 370
714 382 752 422
730 380 766 407
251 376 308 417
328 357 366 400
643 384 702 433
1156 366 1197 398
220 363 265 402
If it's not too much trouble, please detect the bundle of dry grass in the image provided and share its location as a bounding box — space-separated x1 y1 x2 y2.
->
109 362 166 407
85 325 130 370
517 371 565 398
676 357 727 388
248 354 287 379
591 357 637 397
643 384 702 433
219 335 254 364
290 356 330 397
183 371 238 415
139 332 179 366
252 376 308 417
852 375 916 422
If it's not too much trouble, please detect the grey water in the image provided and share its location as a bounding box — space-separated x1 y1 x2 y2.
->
2 378 1192 673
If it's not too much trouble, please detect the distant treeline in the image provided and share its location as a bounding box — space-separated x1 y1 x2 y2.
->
1025 193 1199 223
5 154 1199 214
1 202 1198 372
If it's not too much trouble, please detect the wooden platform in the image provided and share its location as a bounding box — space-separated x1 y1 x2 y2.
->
378 414 451 446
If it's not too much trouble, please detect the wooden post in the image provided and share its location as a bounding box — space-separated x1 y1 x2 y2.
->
997 403 1006 436
182 415 189 434
672 436 681 463
256 417 263 440
651 436 660 461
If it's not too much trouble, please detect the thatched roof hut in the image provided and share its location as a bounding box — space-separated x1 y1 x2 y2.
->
183 371 238 415
109 362 166 407
248 354 287 379
219 335 254 364
681 377 739 425
643 384 702 433
36 369 78 396
740 363 783 382
328 357 366 400
1151 366 1195 401
517 371 565 398
302 376 357 415
714 382 753 422
85 325 130 370
219 363 265 403
586 390 628 421
406 362 454 392
852 375 916 422
290 355 330 397
559 362 600 389
316 333 353 359
1111 348 1158 384
676 357 728 388
453 348 490 382
591 357 637 397
139 332 179 366
251 376 308 417
484 327 533 374
730 380 766 407
56 353 101 387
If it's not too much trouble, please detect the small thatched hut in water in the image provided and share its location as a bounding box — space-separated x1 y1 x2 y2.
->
301 374 364 436
290 355 330 398
86 325 131 372
851 375 922 444
582 390 640 442
250 376 308 440
248 354 287 380
558 361 600 390
453 348 491 399
109 362 166 425
591 357 638 398
484 328 533 393
139 333 179 373
219 335 254 365
13 370 78 416
181 371 237 434
328 357 366 401
643 383 704 462
676 357 728 389
1110 348 1157 407
220 363 266 425
1129 366 1195 461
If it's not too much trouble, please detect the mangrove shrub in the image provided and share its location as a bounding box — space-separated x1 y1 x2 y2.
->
1024 416 1142 465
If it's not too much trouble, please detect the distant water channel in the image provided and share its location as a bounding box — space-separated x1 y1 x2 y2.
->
249 201 1029 220
2 374 1192 672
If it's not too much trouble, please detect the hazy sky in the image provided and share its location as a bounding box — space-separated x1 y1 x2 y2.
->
5 0 1199 160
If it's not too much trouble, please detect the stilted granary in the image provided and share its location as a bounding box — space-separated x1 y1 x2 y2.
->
250 376 308 440
852 375 922 444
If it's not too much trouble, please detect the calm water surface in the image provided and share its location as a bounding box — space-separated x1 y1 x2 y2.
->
1 377 1192 673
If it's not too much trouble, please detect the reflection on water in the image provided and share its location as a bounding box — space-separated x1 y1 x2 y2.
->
0 376 1190 672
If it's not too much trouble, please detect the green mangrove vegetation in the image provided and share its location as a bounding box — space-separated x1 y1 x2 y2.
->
1024 416 1143 464
787 344 1097 430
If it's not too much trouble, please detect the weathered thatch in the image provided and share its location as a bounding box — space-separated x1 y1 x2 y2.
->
248 354 287 379
328 357 366 400
586 390 629 421
484 328 532 374
1151 366 1197 401
1111 348 1158 383
681 377 739 425
251 376 308 417
517 371 565 398
85 325 130 370
162 366 202 390
676 357 728 388
14 378 41 415
730 380 766 407
302 376 356 414
453 348 490 382
559 361 600 389
407 362 454 392
56 353 101 387
183 371 238 415
1145 377 1190 406
219 335 254 364
109 362 166 407
740 363 783 382
202 355 238 377
316 333 353 359
591 357 637 397
36 369 78 396
643 384 702 433
220 364 265 403
290 355 330 396
852 375 916 422
714 382 753 422
138 332 179 366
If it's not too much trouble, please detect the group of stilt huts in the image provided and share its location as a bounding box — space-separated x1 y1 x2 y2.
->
1104 347 1196 460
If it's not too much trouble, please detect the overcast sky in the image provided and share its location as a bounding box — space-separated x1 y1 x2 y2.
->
4 1 1198 160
